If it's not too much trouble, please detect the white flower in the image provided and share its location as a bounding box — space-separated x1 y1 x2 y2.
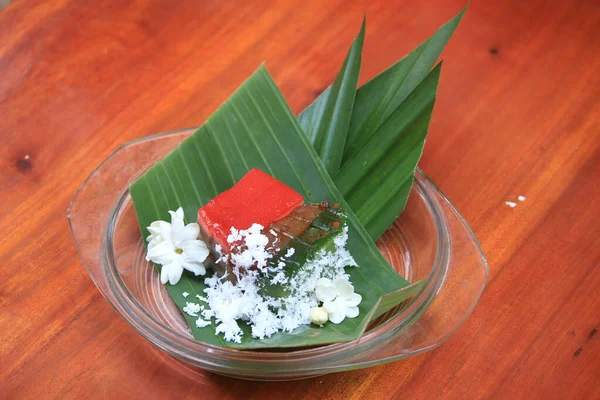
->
146 220 171 249
145 207 210 285
316 277 362 324
315 277 338 302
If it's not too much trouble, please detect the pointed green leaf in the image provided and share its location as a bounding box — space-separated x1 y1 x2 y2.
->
296 7 464 239
342 6 465 162
297 17 366 175
130 66 424 349
338 64 441 239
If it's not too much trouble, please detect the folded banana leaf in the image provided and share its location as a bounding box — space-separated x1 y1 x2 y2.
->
338 64 441 239
299 7 465 239
130 67 424 349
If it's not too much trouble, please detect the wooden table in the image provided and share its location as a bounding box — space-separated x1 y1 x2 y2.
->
1 0 598 398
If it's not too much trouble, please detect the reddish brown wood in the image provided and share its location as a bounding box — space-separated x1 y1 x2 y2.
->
1 0 598 398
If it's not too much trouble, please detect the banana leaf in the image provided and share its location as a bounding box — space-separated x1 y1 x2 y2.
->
130 66 425 349
297 18 365 175
343 6 465 160
299 7 465 239
339 64 441 239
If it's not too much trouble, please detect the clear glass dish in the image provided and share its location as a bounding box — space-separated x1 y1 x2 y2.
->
67 128 489 381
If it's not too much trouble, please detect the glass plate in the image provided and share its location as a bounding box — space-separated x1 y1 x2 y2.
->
68 128 489 381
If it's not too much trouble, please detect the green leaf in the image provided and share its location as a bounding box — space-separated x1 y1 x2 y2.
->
343 6 465 162
130 66 424 349
297 17 365 175
296 7 465 239
338 63 441 239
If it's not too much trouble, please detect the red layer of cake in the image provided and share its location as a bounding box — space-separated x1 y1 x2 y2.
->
198 168 304 251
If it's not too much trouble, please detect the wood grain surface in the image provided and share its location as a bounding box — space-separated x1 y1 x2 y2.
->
1 0 598 398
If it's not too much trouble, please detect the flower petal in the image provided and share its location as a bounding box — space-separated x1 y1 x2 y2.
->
147 220 171 242
345 305 359 319
324 301 345 324
333 278 354 298
166 261 184 285
316 277 331 286
322 300 335 313
169 208 186 246
315 278 337 302
182 240 210 263
345 293 362 307
147 237 159 250
146 241 176 264
181 260 206 276
147 221 163 236
181 223 200 242
160 265 169 284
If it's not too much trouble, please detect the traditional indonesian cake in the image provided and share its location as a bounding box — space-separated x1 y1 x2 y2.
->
198 168 304 253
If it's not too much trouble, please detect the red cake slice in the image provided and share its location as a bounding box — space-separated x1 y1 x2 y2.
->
198 168 304 252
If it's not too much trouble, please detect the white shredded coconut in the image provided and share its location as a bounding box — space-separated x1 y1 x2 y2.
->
285 248 295 257
182 292 189 298
505 201 517 208
270 271 287 285
202 225 356 343
195 294 209 303
183 302 202 317
518 195 526 201
195 318 211 328
227 223 272 272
